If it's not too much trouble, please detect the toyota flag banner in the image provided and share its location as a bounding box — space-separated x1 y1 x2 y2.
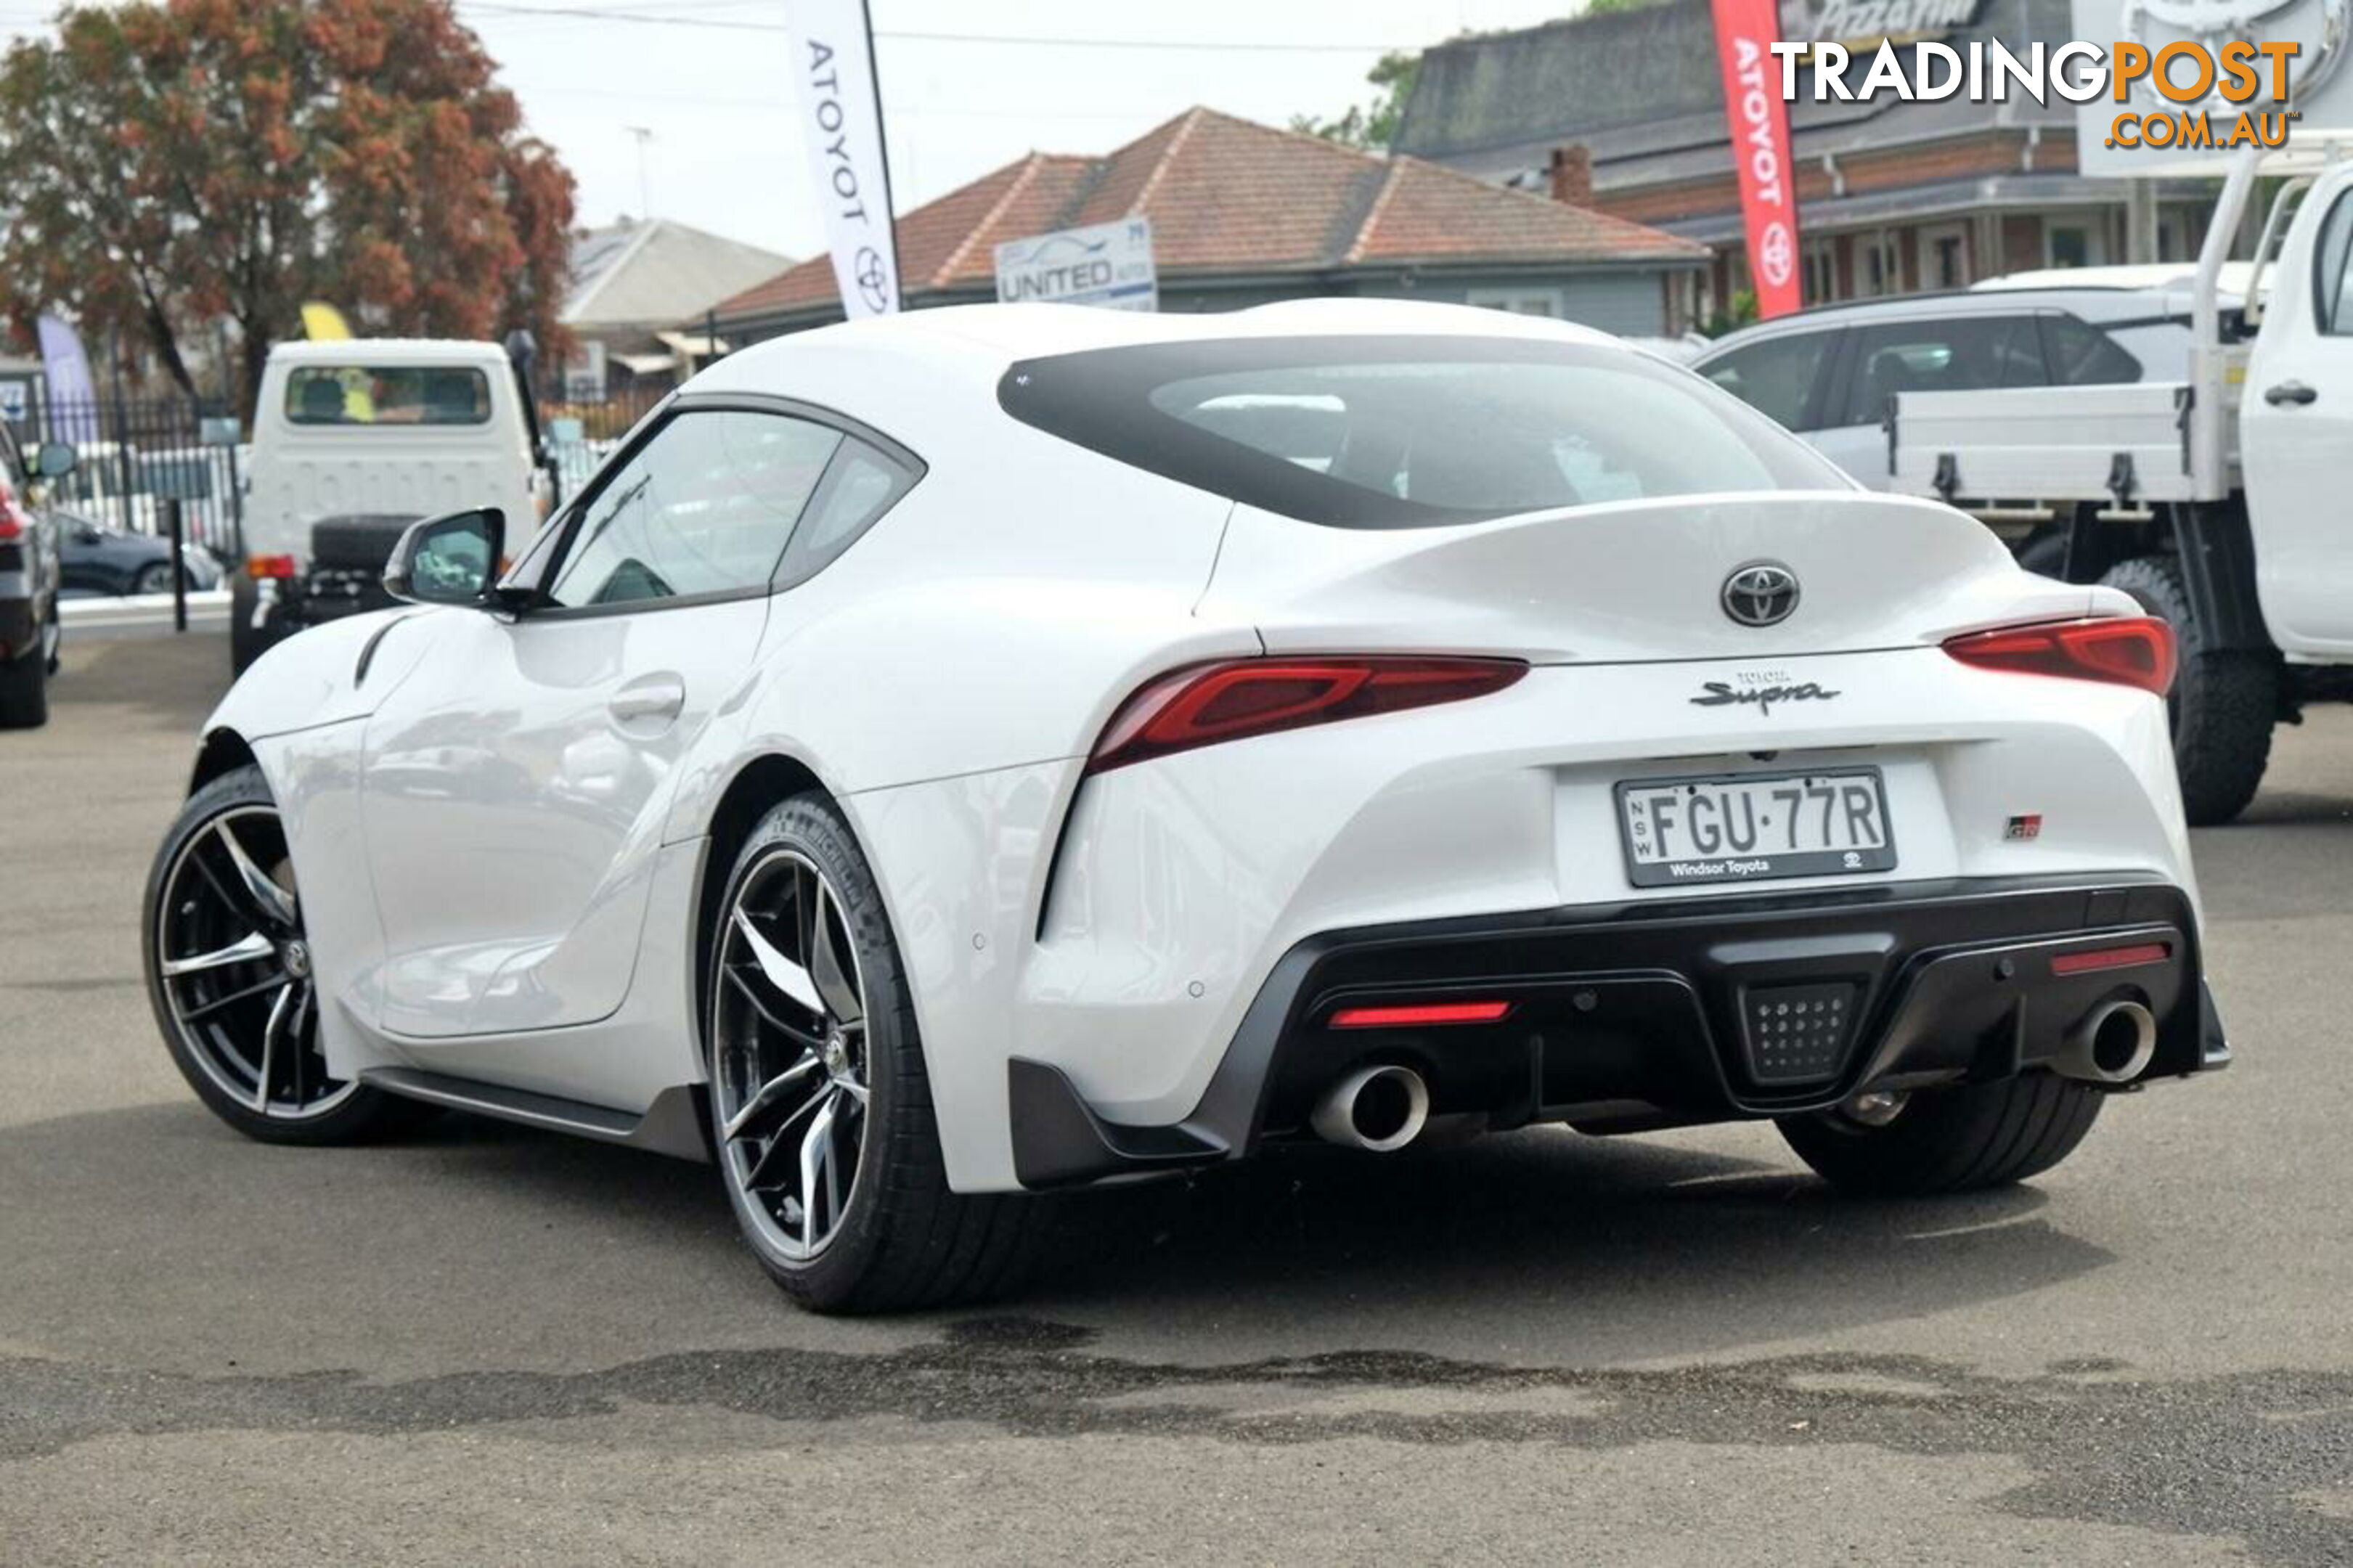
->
785 0 901 318
1710 0 1802 318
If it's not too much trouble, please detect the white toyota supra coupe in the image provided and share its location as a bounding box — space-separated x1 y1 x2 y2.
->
144 300 2227 1311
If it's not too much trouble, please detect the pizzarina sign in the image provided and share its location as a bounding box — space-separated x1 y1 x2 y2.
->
1712 0 1803 318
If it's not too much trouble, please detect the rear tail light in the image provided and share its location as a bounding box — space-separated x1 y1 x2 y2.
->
2051 941 2171 976
1942 616 2176 698
248 553 299 580
0 481 28 542
1329 1000 1513 1029
1086 656 1528 774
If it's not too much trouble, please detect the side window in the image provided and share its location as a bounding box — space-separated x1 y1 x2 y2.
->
1840 317 2046 425
2044 315 2143 384
775 437 918 587
2315 190 2353 335
547 410 840 608
1700 332 1830 431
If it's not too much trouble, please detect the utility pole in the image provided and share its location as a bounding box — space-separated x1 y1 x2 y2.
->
626 125 654 219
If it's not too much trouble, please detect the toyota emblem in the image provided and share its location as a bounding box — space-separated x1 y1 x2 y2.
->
1721 561 1801 627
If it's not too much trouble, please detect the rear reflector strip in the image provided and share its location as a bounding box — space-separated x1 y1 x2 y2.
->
1329 1000 1512 1030
2051 942 2171 976
1326 1003 1506 1026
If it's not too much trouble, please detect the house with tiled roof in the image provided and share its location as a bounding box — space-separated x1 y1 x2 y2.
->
560 219 793 396
708 107 1708 343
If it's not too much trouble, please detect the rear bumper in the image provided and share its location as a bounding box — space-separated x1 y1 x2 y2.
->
1007 872 2224 1188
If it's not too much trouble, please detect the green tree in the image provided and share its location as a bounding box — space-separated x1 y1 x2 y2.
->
0 0 576 412
1291 50 1420 151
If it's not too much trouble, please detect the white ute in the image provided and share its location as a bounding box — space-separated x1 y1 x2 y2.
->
1886 136 2353 822
235 337 553 671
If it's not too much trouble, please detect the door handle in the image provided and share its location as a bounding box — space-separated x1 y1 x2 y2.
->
2264 380 2318 407
608 677 685 726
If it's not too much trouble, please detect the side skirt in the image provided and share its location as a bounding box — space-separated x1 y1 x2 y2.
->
361 1067 711 1163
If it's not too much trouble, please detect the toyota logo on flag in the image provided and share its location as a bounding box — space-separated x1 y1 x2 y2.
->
1721 561 1801 626
1758 221 1796 287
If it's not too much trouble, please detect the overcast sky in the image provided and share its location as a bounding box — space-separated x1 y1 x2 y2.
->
0 0 1591 261
453 0 1591 261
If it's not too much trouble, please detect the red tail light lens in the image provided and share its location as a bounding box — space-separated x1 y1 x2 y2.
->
0 481 28 542
2051 942 2171 976
1086 656 1528 774
1943 616 2176 698
1329 1000 1513 1029
248 554 299 580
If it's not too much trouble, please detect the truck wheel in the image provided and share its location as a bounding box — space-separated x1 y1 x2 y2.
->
2101 555 2275 826
1778 1075 2104 1196
2015 528 2066 579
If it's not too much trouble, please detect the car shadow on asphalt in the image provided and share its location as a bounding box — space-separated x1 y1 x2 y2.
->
1 1097 2106 1365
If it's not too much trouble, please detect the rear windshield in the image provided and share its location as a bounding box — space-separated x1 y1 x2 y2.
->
285 365 492 426
998 335 1847 527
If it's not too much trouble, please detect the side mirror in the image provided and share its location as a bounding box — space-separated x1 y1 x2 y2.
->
384 507 505 606
30 441 75 480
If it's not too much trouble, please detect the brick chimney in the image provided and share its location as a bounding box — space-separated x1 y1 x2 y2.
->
1548 144 1594 208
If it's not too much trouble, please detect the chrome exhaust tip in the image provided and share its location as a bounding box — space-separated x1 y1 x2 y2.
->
1310 1064 1430 1152
2055 999 2157 1085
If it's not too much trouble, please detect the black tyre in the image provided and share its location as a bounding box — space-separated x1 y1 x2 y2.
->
132 561 174 597
1778 1075 2103 1196
706 791 1052 1313
143 764 433 1144
309 515 417 571
2101 555 2276 825
2014 527 2066 579
0 640 47 728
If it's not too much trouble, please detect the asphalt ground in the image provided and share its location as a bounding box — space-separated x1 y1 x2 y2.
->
3 629 2349 1565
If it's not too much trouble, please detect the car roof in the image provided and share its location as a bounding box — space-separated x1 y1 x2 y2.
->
265 339 513 367
694 298 1628 396
1692 282 2239 362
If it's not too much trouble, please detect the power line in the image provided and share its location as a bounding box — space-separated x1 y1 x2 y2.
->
460 4 1409 50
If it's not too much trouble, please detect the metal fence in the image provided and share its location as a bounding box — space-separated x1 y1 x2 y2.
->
11 394 245 563
7 381 679 568
540 382 669 497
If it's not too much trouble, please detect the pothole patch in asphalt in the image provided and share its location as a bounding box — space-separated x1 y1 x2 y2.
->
1 1324 2347 1564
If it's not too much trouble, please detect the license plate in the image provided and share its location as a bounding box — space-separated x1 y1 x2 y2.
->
1615 768 1897 888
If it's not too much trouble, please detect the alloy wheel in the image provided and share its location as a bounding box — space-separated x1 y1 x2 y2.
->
153 804 354 1118
711 848 871 1261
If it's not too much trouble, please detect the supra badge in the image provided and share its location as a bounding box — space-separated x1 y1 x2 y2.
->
1690 666 1840 716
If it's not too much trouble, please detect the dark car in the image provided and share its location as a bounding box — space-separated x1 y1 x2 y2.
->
54 509 224 597
0 428 70 728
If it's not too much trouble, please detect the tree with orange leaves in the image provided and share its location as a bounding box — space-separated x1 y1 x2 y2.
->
0 0 576 413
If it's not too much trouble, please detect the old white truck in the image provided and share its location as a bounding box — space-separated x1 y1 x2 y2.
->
1887 137 2353 823
235 337 556 671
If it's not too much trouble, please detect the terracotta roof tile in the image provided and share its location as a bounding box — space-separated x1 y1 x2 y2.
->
712 106 1703 325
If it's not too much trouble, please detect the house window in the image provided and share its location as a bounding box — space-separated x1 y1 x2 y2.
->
1922 223 1968 290
2045 220 2105 269
1467 287 1563 317
1801 238 1838 303
1854 232 1904 297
